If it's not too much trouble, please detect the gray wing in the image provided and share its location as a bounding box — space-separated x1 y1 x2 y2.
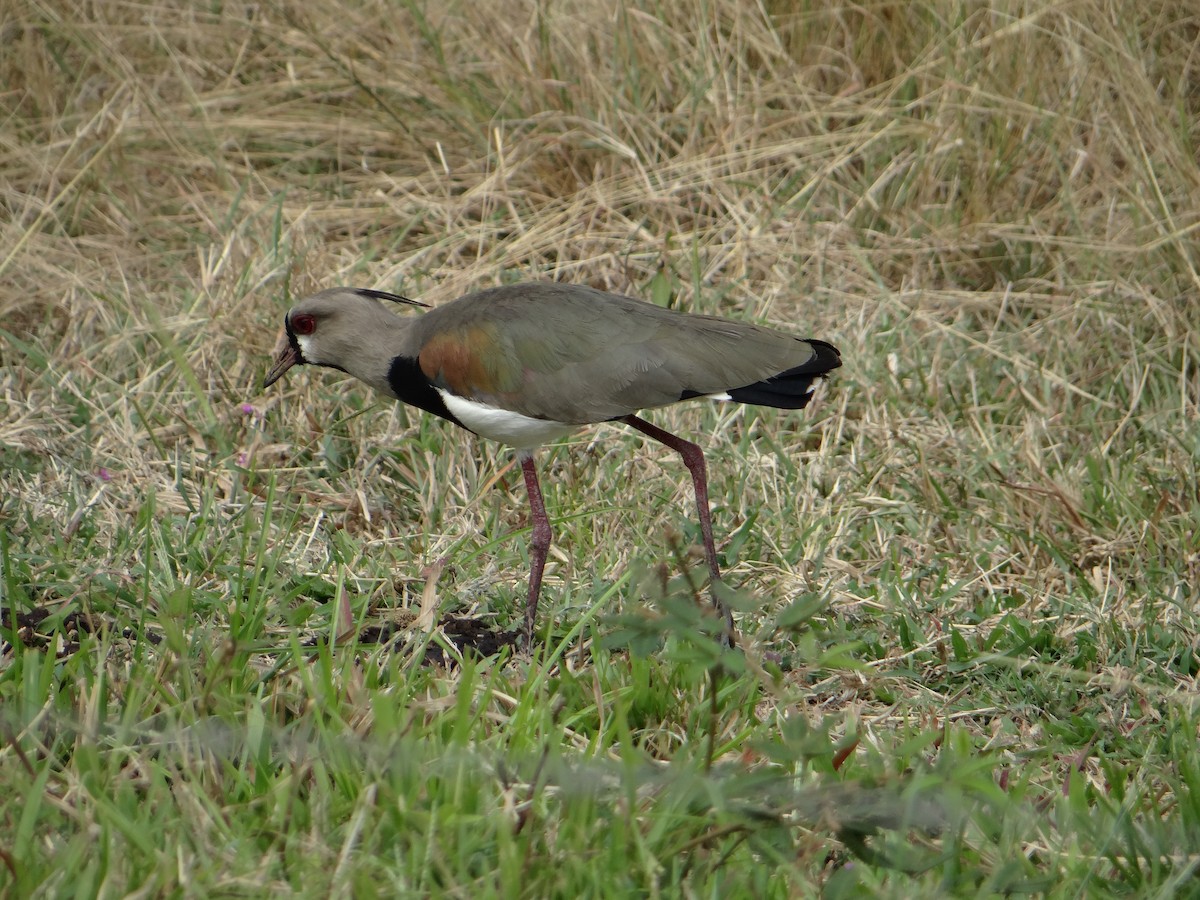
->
428 284 821 424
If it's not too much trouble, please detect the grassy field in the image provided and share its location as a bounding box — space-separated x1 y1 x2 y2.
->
3 0 1200 894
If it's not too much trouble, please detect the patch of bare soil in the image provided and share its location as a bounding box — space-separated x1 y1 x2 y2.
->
346 616 522 664
1 606 161 658
2 604 518 667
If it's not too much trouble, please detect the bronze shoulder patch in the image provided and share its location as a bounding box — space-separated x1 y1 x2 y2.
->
418 325 514 397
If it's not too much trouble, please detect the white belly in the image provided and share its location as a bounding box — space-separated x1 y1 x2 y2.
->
438 390 578 449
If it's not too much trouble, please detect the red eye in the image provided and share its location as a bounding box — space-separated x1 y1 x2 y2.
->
292 313 316 336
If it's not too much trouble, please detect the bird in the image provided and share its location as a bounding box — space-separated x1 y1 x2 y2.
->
263 282 841 646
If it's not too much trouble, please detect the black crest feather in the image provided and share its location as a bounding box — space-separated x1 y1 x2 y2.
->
355 288 429 309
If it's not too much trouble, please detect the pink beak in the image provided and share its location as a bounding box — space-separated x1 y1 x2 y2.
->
263 335 301 388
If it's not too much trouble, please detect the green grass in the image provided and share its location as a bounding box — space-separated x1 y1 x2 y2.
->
3 0 1200 894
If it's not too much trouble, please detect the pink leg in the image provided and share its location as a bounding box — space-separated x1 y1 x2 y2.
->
519 451 552 645
622 415 735 642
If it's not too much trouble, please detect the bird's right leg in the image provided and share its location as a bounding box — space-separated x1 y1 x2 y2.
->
518 451 552 646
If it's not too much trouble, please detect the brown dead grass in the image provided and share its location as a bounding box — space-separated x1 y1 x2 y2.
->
2 0 1199 706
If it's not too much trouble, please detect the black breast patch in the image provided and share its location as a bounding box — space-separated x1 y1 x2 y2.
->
386 355 464 428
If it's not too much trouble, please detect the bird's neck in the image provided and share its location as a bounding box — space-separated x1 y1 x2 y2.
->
338 312 418 399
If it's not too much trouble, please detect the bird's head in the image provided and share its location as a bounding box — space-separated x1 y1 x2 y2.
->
263 288 427 388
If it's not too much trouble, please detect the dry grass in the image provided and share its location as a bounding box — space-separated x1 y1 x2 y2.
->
3 0 1200 893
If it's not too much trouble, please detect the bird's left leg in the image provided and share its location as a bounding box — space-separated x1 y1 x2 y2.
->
622 415 735 643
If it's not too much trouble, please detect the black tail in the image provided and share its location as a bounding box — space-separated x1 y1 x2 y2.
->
726 340 841 410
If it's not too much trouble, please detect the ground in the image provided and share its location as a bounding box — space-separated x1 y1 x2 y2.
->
2 1 1199 895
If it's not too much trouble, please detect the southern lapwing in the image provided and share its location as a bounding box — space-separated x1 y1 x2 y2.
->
264 282 841 645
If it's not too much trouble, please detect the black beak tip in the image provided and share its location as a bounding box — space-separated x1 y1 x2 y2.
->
263 344 301 390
